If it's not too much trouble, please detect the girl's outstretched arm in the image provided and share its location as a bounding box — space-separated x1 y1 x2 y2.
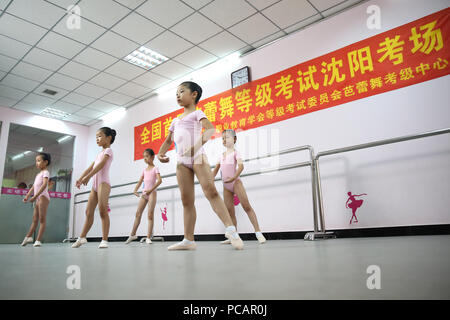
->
145 174 162 195
224 155 244 183
235 157 244 178
133 175 144 197
77 162 95 188
184 118 215 157
81 155 110 185
23 186 34 202
30 177 48 202
200 118 216 142
211 162 220 179
157 132 173 163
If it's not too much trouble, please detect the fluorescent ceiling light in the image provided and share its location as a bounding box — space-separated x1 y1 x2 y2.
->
37 147 43 152
101 107 126 124
12 150 35 161
57 135 73 144
40 107 71 119
124 46 168 70
12 153 24 161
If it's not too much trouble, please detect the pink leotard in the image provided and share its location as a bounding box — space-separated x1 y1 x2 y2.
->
168 109 208 170
92 147 113 192
33 170 50 201
141 166 159 200
220 150 241 193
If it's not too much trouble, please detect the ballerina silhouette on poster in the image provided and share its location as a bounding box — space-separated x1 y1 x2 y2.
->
233 194 240 206
160 203 168 229
346 192 367 224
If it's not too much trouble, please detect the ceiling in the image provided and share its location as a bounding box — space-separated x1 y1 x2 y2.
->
0 0 366 126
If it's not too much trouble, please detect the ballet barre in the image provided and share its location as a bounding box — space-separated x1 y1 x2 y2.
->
67 126 450 243
313 127 450 238
66 145 332 242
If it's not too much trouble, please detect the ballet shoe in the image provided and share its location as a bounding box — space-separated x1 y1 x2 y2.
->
72 237 87 248
21 237 33 246
98 240 109 248
167 241 196 250
125 235 138 244
225 231 244 250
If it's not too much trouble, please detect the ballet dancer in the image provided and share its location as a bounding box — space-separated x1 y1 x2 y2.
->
72 127 116 249
21 153 52 247
125 148 162 244
212 129 266 244
157 81 244 250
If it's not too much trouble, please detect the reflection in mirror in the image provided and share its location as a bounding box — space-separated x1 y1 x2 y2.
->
2 123 74 191
0 123 74 244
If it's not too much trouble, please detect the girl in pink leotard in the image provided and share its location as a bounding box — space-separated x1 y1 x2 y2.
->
125 148 162 245
212 130 266 244
72 127 116 249
22 153 52 247
157 81 244 250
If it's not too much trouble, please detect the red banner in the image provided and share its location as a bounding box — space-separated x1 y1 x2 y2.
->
135 8 450 161
1 187 71 199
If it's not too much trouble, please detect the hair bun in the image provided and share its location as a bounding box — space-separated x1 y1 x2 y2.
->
38 152 51 166
111 129 117 136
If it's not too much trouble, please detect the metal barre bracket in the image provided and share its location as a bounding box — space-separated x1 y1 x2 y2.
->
140 236 164 242
71 145 320 243
304 232 336 241
312 127 450 241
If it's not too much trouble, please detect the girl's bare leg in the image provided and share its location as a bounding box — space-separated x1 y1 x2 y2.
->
193 155 234 227
80 190 98 238
223 187 237 228
97 183 111 241
147 192 157 239
36 197 50 241
176 164 196 241
131 197 148 236
26 204 40 238
233 179 261 232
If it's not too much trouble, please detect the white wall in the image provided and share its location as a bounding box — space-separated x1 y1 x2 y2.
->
73 0 450 238
0 106 90 237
